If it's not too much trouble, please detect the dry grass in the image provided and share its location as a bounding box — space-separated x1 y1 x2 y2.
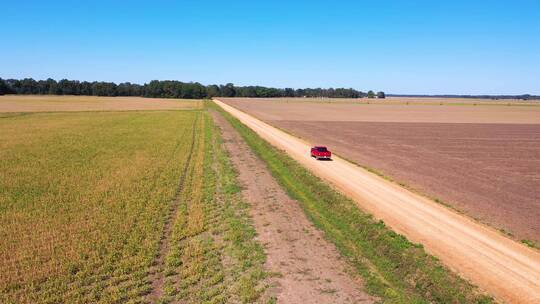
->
0 95 202 113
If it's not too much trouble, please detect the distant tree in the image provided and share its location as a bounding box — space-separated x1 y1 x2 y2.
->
45 78 60 95
80 81 93 95
0 78 12 95
283 88 294 97
15 78 39 94
36 80 49 94
206 84 220 97
91 82 117 96
58 79 81 95
117 82 133 96
191 82 207 99
144 80 163 97
377 91 385 99
367 90 376 98
220 83 236 97
236 86 255 97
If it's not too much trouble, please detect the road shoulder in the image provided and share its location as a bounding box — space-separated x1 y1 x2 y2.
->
210 110 375 303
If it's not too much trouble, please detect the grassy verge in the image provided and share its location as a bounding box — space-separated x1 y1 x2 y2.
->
209 101 493 304
521 239 540 249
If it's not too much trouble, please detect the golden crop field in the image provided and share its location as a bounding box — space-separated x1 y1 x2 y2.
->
0 103 267 303
0 95 202 113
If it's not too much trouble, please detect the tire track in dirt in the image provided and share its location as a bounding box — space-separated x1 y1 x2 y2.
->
214 98 540 304
147 114 200 303
211 110 376 304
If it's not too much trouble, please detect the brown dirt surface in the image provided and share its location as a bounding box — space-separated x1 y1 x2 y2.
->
215 99 540 304
222 97 540 124
273 121 540 243
224 96 540 106
0 95 201 112
384 96 540 105
211 110 376 304
222 98 540 243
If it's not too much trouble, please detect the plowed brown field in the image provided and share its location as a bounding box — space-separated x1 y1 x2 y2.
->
222 98 540 243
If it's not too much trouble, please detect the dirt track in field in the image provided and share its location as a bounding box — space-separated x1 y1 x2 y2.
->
215 99 540 304
211 110 375 304
0 95 201 112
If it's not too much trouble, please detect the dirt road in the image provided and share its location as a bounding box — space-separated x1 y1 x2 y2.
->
211 111 375 303
214 99 540 304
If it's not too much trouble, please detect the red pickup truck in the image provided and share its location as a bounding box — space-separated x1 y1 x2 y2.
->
310 146 332 160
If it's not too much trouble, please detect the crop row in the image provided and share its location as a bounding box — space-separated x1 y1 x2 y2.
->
158 113 268 303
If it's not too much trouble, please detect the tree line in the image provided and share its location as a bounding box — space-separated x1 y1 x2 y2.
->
0 78 386 99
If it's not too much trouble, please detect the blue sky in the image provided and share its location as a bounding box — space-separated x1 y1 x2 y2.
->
2 1 539 94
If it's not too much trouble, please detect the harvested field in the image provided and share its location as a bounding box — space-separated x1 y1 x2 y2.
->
0 95 201 112
223 97 540 124
384 96 540 105
0 107 268 303
0 110 200 302
277 121 540 242
222 98 540 243
225 97 540 106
